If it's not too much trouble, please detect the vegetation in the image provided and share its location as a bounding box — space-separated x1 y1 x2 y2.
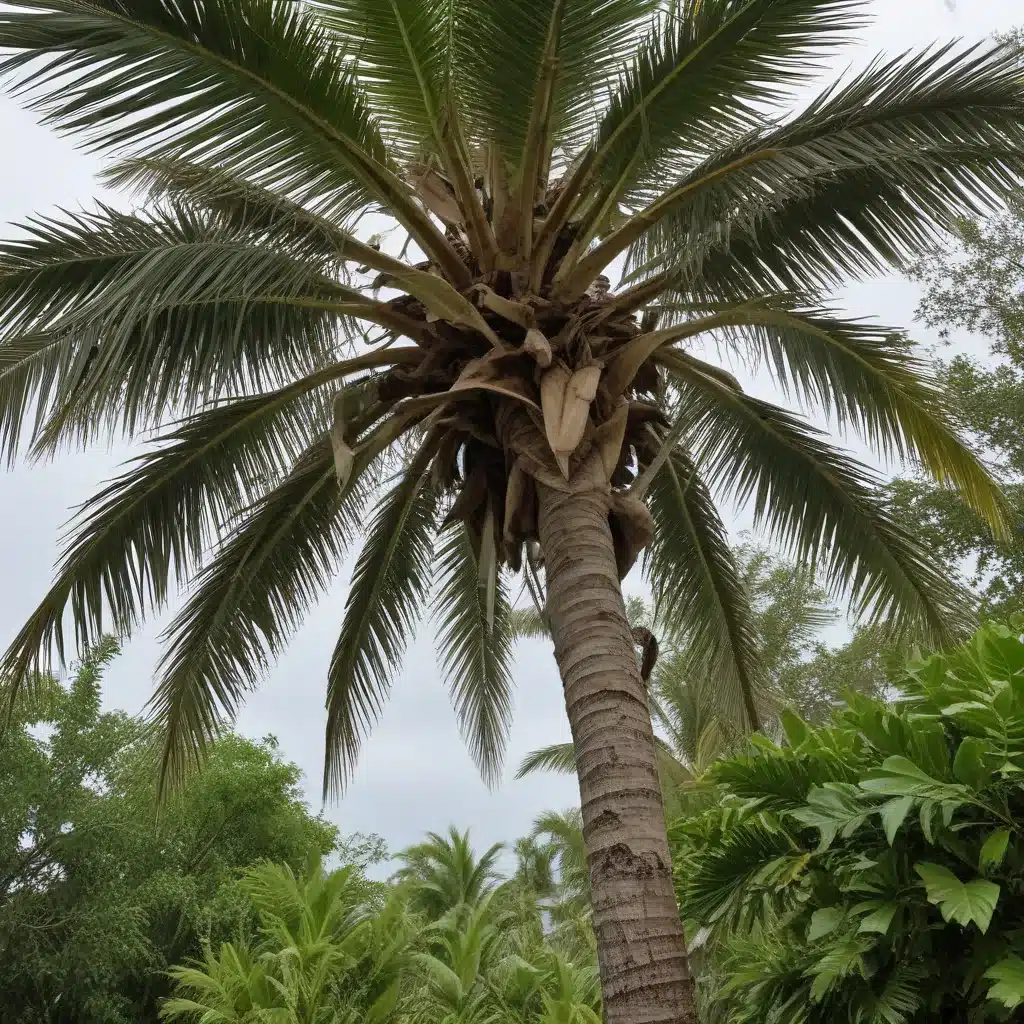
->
0 642 338 1023
895 182 1024 620
674 621 1024 1022
2 2 1024 1018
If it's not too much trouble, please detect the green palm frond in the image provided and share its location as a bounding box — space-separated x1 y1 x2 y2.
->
461 0 658 166
315 0 459 160
432 523 516 787
0 0 464 278
0 203 350 452
105 156 381 264
508 606 549 640
579 0 863 219
729 302 1007 532
645 446 762 731
662 351 970 640
516 741 577 779
607 39 1024 298
0 355 395 715
150 437 370 787
324 439 442 797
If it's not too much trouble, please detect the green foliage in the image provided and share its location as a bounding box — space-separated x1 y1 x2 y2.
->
898 176 1024 620
0 643 338 1023
162 822 601 1023
673 622 1024 1022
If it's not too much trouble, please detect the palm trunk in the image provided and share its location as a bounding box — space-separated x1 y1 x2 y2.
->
537 480 696 1024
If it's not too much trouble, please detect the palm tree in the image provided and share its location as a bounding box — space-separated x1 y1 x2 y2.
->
0 3 1021 1019
161 858 411 1023
394 828 504 921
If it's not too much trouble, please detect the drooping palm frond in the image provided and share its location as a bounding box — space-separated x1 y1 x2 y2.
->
722 302 1007 530
150 437 369 786
0 204 366 455
0 0 466 278
606 39 1024 299
432 523 516 788
516 741 578 779
645 444 763 730
324 439 443 796
662 351 969 639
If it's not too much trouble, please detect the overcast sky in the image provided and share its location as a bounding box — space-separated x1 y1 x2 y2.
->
0 0 1020 866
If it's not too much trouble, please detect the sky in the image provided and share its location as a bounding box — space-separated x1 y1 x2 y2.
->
0 0 1020 867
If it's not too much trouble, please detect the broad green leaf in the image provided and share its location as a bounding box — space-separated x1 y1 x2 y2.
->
879 795 914 846
792 784 871 851
953 736 992 791
807 906 844 942
860 755 966 803
915 862 1000 933
986 956 1024 1010
856 900 898 936
980 829 1011 873
781 708 810 750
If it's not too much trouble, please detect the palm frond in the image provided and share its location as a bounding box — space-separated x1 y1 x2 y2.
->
460 0 657 167
105 156 408 273
314 0 496 265
571 0 865 231
600 38 1024 296
0 203 349 452
645 446 763 731
324 438 442 797
661 350 972 641
508 606 549 641
149 437 369 789
0 0 465 279
432 523 516 787
725 301 1007 533
0 355 398 712
516 741 577 779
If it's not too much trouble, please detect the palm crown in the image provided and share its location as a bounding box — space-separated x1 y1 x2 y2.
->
0 0 1020 809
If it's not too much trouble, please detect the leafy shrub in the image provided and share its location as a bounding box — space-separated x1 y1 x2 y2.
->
673 622 1024 1023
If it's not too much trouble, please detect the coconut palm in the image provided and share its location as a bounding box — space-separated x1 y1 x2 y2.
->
394 828 504 921
0 2 1022 1019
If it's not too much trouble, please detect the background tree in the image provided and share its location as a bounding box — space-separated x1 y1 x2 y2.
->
0 643 338 1023
898 169 1024 619
1 4 1022 1019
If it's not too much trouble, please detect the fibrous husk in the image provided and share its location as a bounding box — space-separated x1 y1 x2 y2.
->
523 327 553 368
451 351 540 411
540 362 602 479
495 402 571 493
592 398 629 482
432 430 465 489
631 626 659 682
441 463 489 532
609 491 655 580
502 458 537 572
330 391 354 488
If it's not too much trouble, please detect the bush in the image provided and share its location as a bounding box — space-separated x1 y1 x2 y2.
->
673 622 1024 1023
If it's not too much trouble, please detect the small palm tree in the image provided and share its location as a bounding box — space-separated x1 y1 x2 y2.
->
394 828 504 921
161 859 409 1023
1 3 1022 1019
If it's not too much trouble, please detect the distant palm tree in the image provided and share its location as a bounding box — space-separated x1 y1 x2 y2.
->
394 828 503 921
0 3 1021 1019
